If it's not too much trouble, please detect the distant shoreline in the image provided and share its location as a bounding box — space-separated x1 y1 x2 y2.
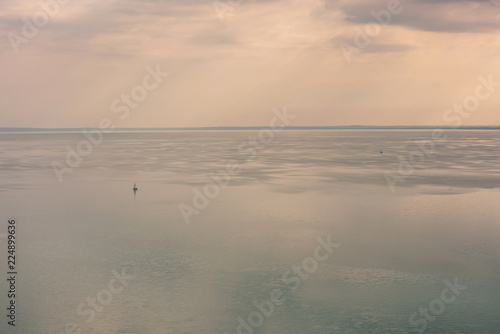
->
1 126 500 133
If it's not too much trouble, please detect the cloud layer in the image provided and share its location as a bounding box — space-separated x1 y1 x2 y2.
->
1 0 500 127
340 0 500 33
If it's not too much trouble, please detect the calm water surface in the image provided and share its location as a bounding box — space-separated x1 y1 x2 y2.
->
0 130 499 333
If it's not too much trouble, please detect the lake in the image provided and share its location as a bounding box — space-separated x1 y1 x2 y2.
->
0 130 499 333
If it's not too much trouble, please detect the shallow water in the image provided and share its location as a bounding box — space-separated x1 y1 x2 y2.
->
0 130 499 333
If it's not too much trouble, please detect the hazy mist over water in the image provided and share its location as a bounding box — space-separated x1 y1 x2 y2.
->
0 130 499 333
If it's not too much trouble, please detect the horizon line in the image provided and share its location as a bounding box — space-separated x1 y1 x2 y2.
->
1 125 500 132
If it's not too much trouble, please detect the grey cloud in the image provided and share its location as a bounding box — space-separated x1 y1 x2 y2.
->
336 0 500 33
0 0 218 55
362 43 415 52
414 0 493 3
1 0 207 34
190 31 239 45
332 35 414 53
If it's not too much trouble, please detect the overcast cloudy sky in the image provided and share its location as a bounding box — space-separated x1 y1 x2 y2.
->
1 0 500 127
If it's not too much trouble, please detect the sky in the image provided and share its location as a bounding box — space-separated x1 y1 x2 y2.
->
1 0 500 127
